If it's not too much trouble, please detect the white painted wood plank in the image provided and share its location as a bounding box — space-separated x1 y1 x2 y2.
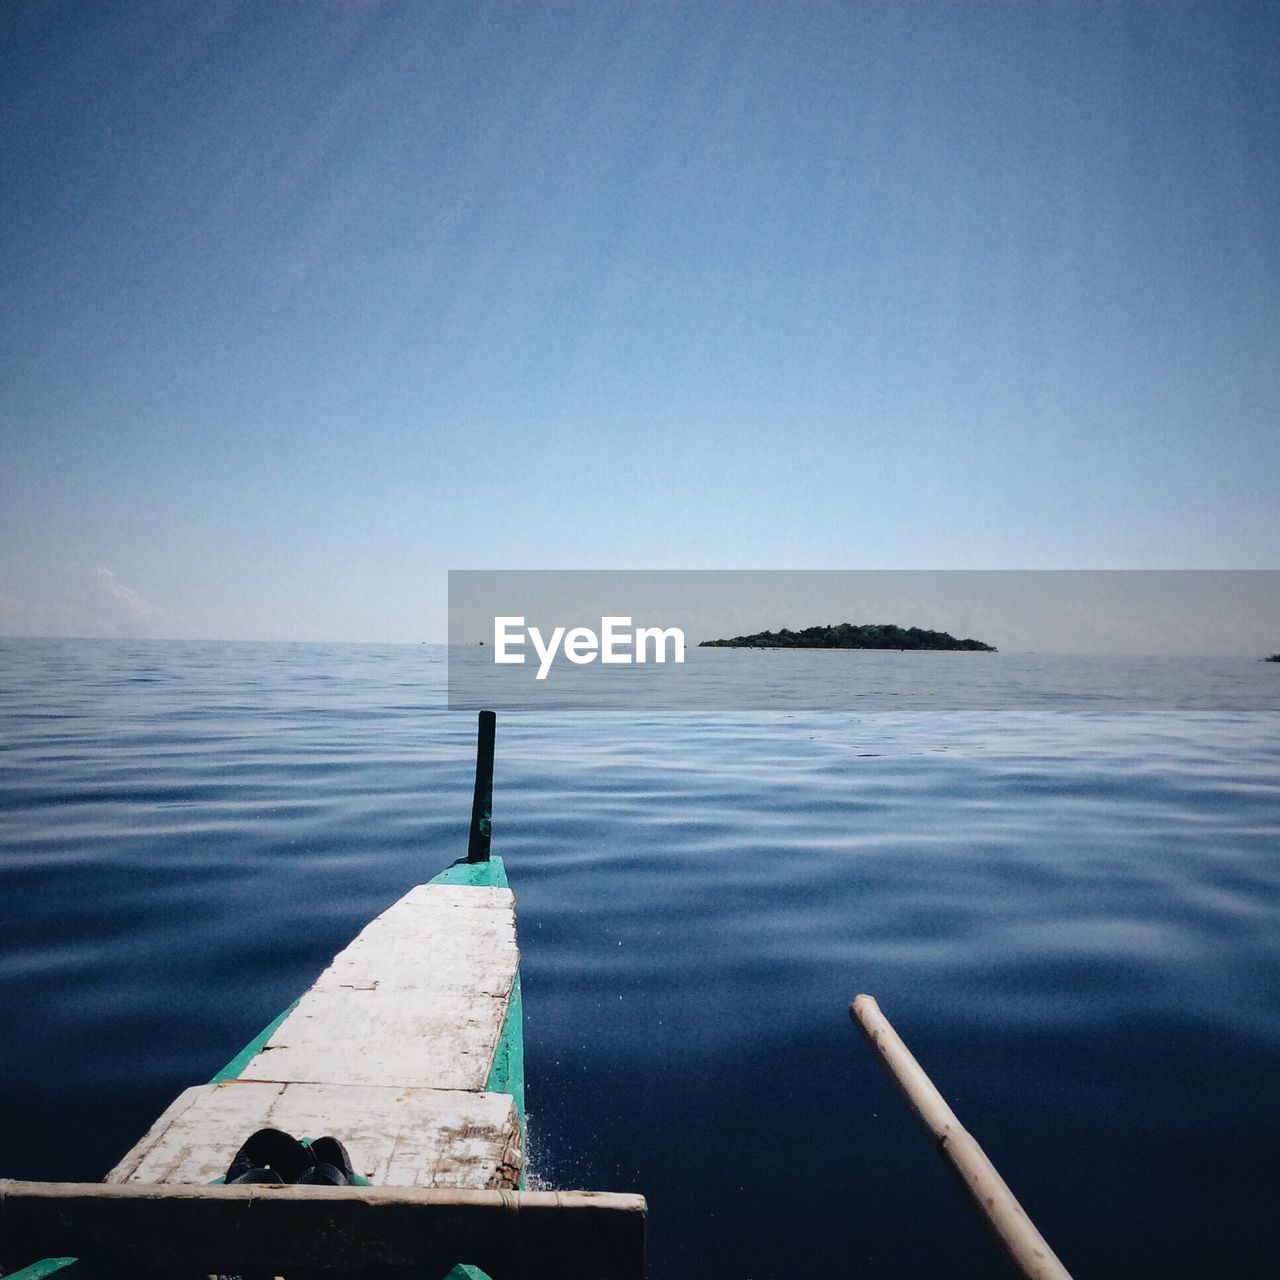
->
107 1081 520 1190
316 909 515 995
243 988 509 1090
240 882 519 1091
396 884 515 913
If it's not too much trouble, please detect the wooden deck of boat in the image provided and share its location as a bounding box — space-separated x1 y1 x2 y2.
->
107 874 522 1190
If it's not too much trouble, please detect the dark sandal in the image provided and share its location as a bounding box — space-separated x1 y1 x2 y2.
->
227 1165 286 1185
304 1135 355 1183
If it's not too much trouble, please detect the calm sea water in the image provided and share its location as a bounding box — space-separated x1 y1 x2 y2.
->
1 638 1278 1278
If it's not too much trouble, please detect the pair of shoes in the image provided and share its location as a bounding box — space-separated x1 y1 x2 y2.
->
224 1128 355 1185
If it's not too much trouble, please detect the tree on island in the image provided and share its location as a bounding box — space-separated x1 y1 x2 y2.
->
699 623 996 651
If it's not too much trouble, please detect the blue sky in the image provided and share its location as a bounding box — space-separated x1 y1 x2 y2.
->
2 1 1277 641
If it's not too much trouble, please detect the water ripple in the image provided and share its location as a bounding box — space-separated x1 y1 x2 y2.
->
0 639 1277 1277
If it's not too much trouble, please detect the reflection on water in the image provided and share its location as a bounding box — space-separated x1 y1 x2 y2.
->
1 639 1278 1277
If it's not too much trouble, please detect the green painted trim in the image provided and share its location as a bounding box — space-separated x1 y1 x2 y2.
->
485 970 525 1166
209 997 300 1084
1 1258 79 1280
429 854 510 889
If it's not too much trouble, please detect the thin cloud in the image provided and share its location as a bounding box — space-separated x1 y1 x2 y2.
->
94 568 161 619
91 568 164 635
0 571 168 638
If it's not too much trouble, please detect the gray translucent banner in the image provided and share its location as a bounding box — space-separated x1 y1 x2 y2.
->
447 571 1280 712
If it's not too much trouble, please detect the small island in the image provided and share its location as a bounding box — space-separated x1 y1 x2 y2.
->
699 623 997 652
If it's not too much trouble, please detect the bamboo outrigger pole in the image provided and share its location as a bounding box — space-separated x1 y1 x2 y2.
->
849 995 1073 1280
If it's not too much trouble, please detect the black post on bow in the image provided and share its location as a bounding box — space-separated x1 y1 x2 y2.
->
466 710 496 862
